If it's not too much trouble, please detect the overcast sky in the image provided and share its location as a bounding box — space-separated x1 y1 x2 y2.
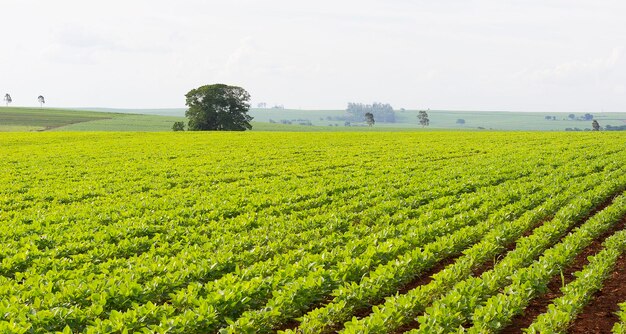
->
1 0 625 112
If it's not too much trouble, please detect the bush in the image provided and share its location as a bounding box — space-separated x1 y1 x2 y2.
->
172 122 185 131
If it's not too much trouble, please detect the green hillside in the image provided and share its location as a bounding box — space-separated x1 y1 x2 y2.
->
248 108 626 131
0 107 112 131
82 107 626 131
2 106 625 132
0 107 184 132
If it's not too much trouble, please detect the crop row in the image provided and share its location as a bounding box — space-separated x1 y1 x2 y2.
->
410 173 626 333
223 157 626 333
614 302 626 334
65 155 556 332
525 228 626 333
0 156 550 332
0 132 625 333
468 191 626 332
292 165 605 334
334 166 625 334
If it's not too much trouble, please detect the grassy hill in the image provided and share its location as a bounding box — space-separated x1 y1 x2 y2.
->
82 107 626 131
2 106 625 132
0 107 184 132
248 108 626 131
0 107 112 131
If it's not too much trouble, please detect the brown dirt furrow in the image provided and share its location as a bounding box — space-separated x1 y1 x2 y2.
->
390 219 551 333
568 220 626 334
566 253 626 333
501 215 626 334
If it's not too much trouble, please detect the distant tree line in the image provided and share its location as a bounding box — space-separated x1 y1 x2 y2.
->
604 124 626 131
568 113 594 121
545 113 594 121
565 120 601 131
346 102 396 123
269 119 313 126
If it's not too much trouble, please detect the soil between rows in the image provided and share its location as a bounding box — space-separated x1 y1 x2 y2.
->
568 245 626 333
388 216 551 333
501 215 626 333
277 194 624 333
394 192 622 333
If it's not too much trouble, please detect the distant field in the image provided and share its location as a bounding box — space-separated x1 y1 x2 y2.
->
0 107 112 131
84 107 626 131
0 107 184 132
248 108 626 131
3 106 626 132
54 114 185 132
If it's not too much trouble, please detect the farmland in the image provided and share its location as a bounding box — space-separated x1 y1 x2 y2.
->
0 107 184 132
4 106 626 132
1 131 626 333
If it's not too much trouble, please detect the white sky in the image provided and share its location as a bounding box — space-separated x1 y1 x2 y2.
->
1 0 625 111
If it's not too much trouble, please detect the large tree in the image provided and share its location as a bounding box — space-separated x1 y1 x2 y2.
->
3 93 11 106
38 95 45 107
185 84 252 131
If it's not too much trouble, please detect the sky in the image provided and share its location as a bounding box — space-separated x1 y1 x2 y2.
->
1 0 625 112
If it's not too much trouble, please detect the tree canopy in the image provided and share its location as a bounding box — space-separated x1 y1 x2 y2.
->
185 84 252 131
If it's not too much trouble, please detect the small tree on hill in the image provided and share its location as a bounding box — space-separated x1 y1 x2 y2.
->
364 112 375 126
418 110 430 127
3 93 11 106
592 120 600 131
38 95 45 108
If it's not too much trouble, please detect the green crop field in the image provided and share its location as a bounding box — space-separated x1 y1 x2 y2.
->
1 131 626 333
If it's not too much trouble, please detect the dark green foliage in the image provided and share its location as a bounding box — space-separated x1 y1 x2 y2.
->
172 121 185 131
605 124 626 131
185 84 252 131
